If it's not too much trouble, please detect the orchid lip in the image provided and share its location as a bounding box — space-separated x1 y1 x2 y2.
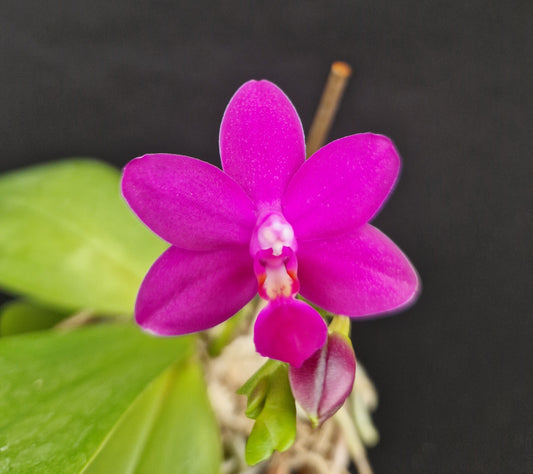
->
253 247 299 300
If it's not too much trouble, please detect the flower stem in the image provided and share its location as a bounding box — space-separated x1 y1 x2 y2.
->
54 310 96 330
306 61 352 158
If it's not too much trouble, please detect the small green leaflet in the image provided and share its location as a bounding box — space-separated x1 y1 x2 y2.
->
238 359 296 465
0 160 167 315
0 323 200 473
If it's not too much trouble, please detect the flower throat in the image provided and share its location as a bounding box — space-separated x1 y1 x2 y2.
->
250 212 299 301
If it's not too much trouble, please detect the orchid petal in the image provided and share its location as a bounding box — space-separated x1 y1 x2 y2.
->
282 133 400 241
220 80 305 206
136 246 256 335
297 224 420 317
253 299 327 367
122 154 256 250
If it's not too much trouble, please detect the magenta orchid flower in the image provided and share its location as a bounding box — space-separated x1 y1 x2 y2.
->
121 80 419 368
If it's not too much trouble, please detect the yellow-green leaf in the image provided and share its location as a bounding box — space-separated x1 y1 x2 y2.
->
83 360 221 474
0 159 167 315
0 323 193 473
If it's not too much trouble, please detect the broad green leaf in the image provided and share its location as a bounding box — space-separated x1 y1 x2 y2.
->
0 323 193 473
0 300 68 336
0 160 167 315
238 360 296 465
83 359 221 474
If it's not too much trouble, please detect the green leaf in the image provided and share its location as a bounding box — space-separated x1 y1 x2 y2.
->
0 159 167 315
83 359 221 474
0 300 68 336
238 358 280 418
238 360 296 465
0 323 193 473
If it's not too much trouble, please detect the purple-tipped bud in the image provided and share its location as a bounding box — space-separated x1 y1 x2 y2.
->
288 332 356 426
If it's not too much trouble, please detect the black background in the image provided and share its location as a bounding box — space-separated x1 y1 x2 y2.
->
1 1 532 473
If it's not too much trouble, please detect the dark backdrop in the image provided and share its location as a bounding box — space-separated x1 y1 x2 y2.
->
1 1 531 473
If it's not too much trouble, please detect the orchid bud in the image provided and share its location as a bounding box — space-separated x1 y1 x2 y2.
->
288 331 356 427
